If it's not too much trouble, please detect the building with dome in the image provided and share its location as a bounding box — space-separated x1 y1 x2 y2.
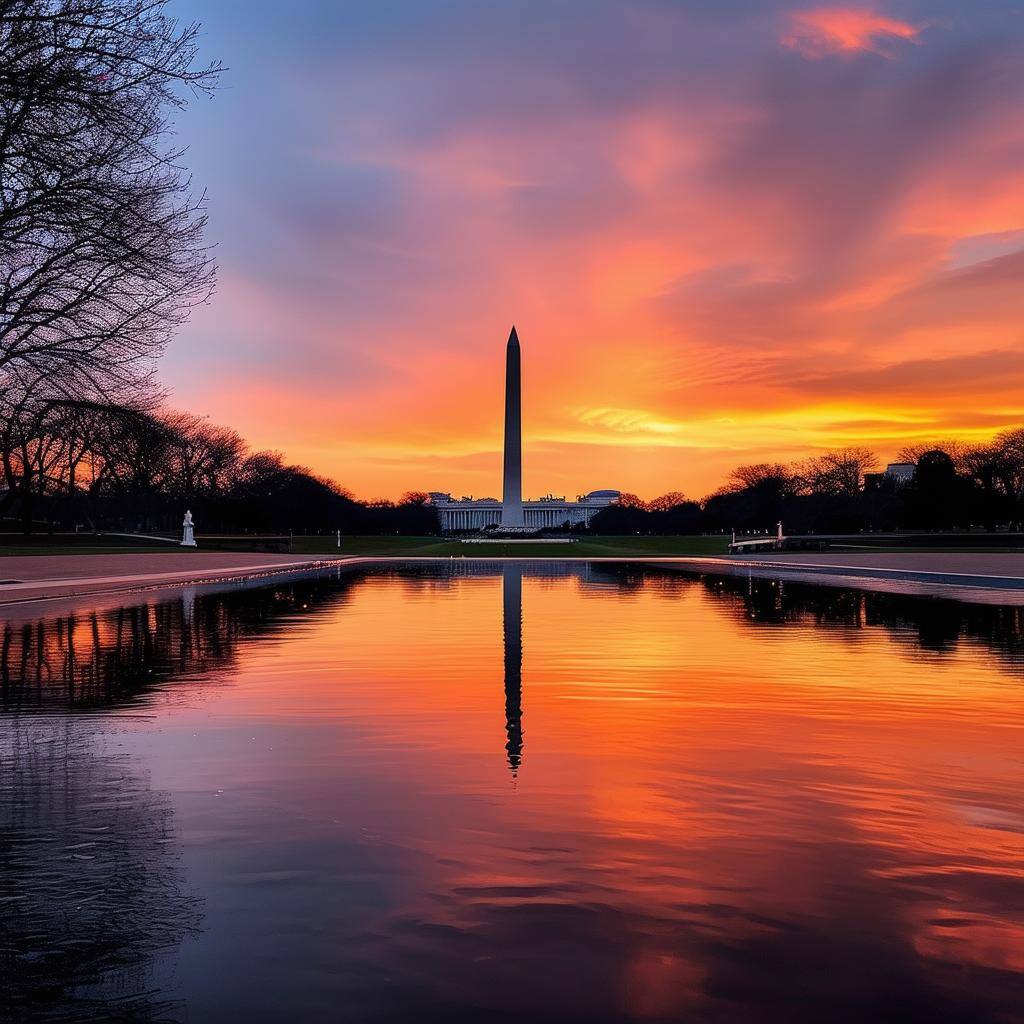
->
430 489 620 532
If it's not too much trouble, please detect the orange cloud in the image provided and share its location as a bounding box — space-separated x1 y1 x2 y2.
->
782 8 922 58
166 3 1024 502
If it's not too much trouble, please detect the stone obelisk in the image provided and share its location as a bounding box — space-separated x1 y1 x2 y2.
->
501 326 525 527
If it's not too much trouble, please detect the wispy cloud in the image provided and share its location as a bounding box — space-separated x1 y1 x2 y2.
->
165 0 1024 499
781 8 923 58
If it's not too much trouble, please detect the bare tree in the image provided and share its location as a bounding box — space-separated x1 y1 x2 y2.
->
798 447 878 497
993 427 1024 502
0 0 220 405
88 404 173 530
648 491 689 512
897 440 971 474
726 463 798 497
236 450 288 497
161 410 245 499
615 492 648 509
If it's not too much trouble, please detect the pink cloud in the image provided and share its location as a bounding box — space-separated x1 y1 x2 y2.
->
782 8 922 58
165 3 1024 501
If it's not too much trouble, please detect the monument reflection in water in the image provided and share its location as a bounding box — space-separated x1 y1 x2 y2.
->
2 563 1024 1022
503 563 524 774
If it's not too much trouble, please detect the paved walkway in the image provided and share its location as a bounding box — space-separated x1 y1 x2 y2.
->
0 552 348 606
4 550 1024 609
688 551 1024 604
735 552 1024 576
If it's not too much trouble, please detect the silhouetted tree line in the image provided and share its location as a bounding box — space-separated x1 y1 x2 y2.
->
0 574 366 1021
0 401 438 533
590 563 1024 666
12 414 1024 536
589 439 1024 535
0 570 363 710
5 5 1023 542
0 4 434 535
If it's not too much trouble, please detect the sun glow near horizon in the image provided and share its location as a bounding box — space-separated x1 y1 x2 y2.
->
166 1 1024 501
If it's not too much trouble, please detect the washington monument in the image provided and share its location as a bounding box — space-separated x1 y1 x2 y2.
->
431 328 618 531
501 326 525 527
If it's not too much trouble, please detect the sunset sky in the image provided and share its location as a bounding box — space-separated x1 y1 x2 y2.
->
166 1 1024 501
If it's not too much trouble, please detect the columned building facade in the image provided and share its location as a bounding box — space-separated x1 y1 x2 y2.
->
431 491 620 533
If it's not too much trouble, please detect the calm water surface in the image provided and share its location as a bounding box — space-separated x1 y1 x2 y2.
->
3 562 1024 1022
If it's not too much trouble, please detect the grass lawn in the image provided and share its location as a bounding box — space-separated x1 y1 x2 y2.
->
290 534 731 559
0 534 731 559
6 534 1020 560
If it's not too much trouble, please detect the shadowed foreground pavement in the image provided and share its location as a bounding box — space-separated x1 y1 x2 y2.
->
739 552 1024 576
0 552 348 606
709 551 1024 605
4 550 1024 608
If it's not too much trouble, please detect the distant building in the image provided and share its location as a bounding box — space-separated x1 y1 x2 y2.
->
885 462 916 486
431 489 619 532
431 328 620 533
864 462 917 492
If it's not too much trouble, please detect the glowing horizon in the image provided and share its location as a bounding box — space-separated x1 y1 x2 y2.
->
165 2 1024 502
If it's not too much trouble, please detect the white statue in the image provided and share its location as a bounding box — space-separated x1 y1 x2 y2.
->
181 509 197 547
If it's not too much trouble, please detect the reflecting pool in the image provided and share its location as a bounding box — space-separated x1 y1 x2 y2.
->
3 562 1024 1022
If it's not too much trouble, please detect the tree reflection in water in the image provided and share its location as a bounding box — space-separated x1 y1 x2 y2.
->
1 720 198 1022
583 563 1024 668
5 558 1021 720
0 572 359 1021
0 573 360 713
2 562 1024 1022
